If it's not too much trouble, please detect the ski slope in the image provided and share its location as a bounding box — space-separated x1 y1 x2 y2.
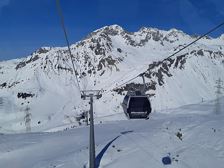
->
0 98 224 168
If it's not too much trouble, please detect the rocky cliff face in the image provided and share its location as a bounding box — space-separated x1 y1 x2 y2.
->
0 24 224 132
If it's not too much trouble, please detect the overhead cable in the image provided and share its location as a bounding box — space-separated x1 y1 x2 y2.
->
56 0 82 94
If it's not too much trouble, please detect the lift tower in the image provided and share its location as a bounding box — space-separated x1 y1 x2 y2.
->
81 90 102 168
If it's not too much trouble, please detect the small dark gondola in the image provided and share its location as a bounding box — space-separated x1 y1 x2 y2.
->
121 74 152 119
122 90 152 119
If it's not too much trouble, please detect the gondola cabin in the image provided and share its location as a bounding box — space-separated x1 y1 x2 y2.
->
122 91 152 119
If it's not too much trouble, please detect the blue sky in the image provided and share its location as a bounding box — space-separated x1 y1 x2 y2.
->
0 0 223 61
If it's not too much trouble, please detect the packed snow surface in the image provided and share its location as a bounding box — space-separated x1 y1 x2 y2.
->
0 98 224 168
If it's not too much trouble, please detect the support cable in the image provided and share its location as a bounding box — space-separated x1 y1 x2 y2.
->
56 0 81 94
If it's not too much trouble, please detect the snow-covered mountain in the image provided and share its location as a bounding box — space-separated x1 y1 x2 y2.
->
0 24 224 133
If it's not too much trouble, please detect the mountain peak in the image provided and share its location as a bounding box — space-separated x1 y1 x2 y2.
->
167 28 186 35
106 24 123 30
85 24 124 40
100 24 124 35
138 27 161 35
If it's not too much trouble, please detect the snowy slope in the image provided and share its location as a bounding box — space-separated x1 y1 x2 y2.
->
0 98 224 168
0 25 224 133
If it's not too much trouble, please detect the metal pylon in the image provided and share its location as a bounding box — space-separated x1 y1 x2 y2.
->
81 90 102 168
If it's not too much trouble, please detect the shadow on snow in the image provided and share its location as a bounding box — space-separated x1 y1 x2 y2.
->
95 130 134 167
